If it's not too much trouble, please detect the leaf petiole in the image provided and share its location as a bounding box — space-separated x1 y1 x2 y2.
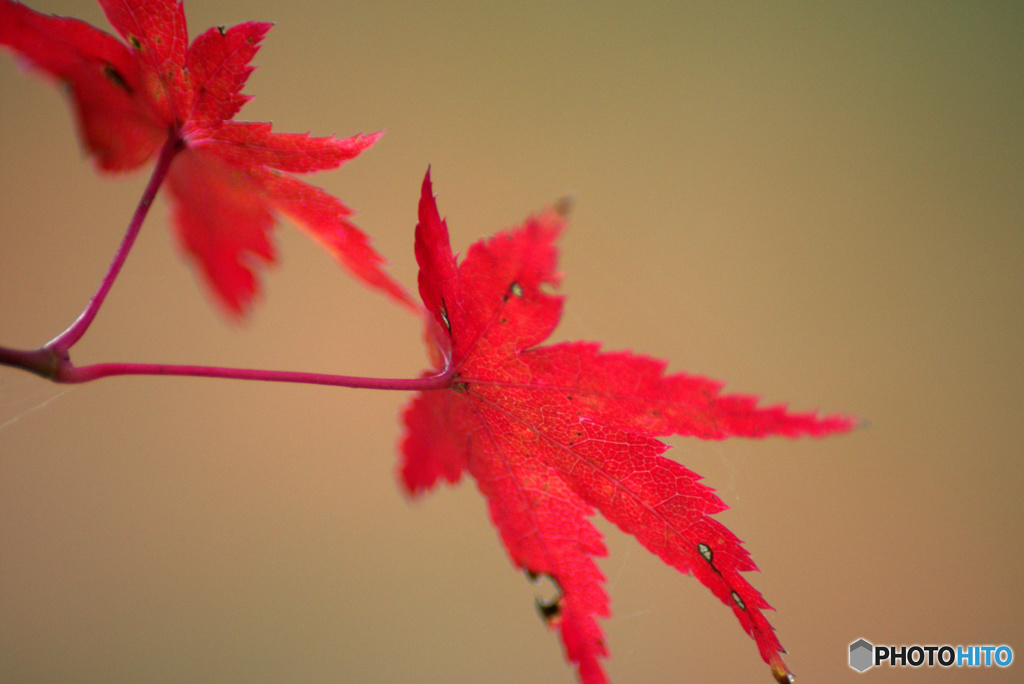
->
45 134 183 354
0 129 451 393
55 360 456 392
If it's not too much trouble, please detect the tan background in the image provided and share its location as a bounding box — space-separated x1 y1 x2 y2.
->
1 2 1021 682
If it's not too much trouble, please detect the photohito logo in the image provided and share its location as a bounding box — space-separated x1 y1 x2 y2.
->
849 638 1014 672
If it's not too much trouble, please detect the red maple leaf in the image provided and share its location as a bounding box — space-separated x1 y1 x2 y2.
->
400 170 854 683
0 0 415 316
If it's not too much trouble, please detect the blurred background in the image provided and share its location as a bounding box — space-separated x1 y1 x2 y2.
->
1 1 1021 682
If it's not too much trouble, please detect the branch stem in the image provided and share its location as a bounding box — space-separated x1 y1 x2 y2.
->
0 132 449 394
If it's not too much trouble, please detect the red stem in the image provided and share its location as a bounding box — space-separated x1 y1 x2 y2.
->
0 130 451 393
45 136 183 353
56 361 455 392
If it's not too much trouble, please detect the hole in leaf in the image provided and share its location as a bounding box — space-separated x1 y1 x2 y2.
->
439 301 451 333
526 571 563 626
698 542 713 564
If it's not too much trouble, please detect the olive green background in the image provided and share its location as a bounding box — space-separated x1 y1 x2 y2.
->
1 2 1021 682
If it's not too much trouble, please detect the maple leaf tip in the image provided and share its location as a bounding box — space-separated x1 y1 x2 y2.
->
770 655 795 683
553 194 575 218
824 412 860 435
420 166 439 206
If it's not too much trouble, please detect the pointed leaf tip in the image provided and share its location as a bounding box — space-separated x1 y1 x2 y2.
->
414 166 458 357
771 655 794 683
553 194 575 218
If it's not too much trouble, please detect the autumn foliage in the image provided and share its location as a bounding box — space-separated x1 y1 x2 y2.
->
401 172 853 682
0 0 412 315
0 1 854 682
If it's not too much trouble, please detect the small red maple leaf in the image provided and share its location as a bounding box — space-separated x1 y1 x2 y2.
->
400 170 855 683
0 0 415 316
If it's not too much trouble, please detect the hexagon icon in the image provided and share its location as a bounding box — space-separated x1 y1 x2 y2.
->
849 638 874 672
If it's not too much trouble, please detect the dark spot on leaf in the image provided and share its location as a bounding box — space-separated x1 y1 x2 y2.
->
102 65 132 94
217 25 227 36
731 590 746 611
128 35 142 50
452 381 468 393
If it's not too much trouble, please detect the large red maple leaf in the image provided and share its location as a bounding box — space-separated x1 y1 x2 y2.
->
400 170 854 683
0 0 414 316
